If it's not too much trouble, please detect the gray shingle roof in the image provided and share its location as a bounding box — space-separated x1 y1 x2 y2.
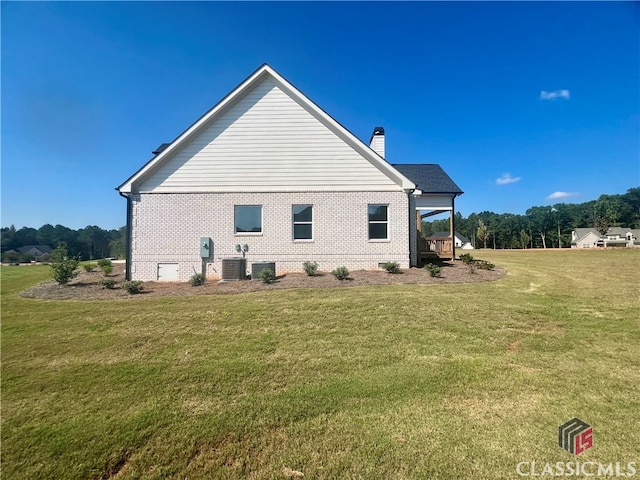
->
392 164 463 194
432 231 470 243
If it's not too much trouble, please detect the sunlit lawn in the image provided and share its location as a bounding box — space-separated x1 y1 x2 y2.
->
2 249 639 479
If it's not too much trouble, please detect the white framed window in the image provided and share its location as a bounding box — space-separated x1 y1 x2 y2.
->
368 204 388 240
235 205 262 234
293 205 313 240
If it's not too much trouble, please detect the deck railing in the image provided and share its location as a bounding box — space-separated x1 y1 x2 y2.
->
422 237 453 254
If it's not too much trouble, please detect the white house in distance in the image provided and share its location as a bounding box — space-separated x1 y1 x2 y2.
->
117 65 463 281
431 231 474 250
571 227 640 249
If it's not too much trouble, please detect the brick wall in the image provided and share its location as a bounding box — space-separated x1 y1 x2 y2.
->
130 191 411 281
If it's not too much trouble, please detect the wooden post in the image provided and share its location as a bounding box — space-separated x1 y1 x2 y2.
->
450 198 456 259
416 209 422 264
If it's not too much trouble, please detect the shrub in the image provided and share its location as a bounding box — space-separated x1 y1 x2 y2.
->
381 261 400 274
82 263 96 272
258 268 276 284
123 281 144 294
100 264 113 276
101 278 116 289
425 263 442 278
97 258 112 268
302 261 319 276
189 273 206 286
475 260 495 271
50 243 79 285
459 253 474 265
331 266 350 280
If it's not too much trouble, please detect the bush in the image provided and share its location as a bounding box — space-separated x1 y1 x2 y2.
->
302 261 319 276
425 263 442 278
97 258 112 268
189 273 206 286
258 268 276 284
459 253 474 265
50 243 79 285
331 266 350 280
475 260 495 271
82 263 96 272
101 278 116 289
100 264 113 276
123 281 144 294
381 261 400 274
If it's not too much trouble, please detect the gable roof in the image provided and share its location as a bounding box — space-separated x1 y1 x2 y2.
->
17 245 52 255
391 164 463 195
432 231 470 243
118 64 416 194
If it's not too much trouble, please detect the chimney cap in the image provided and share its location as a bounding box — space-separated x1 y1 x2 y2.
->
370 126 385 142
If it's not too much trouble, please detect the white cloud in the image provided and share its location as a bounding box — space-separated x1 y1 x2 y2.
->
496 173 521 185
546 191 579 200
540 89 570 100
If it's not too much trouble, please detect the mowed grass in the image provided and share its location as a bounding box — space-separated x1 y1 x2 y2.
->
2 250 639 479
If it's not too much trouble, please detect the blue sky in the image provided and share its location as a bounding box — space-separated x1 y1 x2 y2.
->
2 1 638 230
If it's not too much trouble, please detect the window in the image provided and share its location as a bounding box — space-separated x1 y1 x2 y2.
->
235 205 262 233
293 205 313 240
368 204 388 240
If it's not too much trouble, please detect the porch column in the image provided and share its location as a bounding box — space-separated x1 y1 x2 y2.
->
450 197 456 259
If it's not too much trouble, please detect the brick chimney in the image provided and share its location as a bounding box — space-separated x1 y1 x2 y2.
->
369 126 385 158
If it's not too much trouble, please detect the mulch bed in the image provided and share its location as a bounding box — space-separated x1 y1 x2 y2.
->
20 261 505 301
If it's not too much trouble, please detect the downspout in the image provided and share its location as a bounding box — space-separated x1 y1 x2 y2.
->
118 191 132 281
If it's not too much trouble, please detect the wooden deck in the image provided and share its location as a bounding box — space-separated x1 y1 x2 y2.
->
418 236 453 261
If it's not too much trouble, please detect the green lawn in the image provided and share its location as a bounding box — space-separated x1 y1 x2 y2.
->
2 250 639 479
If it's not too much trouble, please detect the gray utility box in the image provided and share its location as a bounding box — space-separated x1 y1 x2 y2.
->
251 261 276 280
200 237 212 258
221 257 247 281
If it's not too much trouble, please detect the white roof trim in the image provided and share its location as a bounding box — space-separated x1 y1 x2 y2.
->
118 64 416 193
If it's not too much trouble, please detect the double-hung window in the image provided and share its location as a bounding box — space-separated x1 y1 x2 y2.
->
235 205 262 234
293 205 313 240
368 204 388 240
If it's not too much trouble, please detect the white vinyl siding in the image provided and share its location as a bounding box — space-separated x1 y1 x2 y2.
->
136 78 400 193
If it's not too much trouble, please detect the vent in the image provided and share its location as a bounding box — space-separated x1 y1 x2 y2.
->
221 257 247 281
251 261 276 280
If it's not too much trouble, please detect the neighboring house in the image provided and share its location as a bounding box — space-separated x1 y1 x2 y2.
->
431 231 474 250
570 227 640 248
17 245 52 259
117 65 463 281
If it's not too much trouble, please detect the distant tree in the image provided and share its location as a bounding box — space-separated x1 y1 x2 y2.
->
108 227 127 259
519 229 531 249
477 220 490 249
36 224 57 247
526 206 554 249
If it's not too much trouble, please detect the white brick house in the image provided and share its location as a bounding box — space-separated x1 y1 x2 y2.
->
118 65 462 281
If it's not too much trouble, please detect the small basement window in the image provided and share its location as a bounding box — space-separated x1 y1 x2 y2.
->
368 204 388 240
235 205 262 234
293 204 313 240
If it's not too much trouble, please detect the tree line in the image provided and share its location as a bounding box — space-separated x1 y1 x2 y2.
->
1 224 126 262
422 188 640 249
